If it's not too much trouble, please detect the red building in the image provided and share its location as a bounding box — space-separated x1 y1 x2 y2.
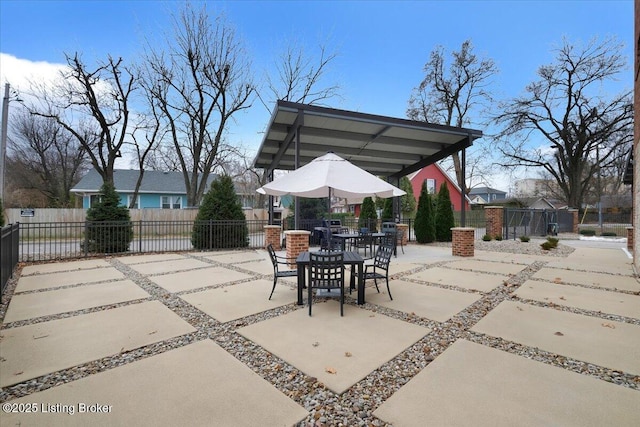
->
408 163 470 211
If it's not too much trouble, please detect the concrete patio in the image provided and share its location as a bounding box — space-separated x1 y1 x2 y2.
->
1 240 639 426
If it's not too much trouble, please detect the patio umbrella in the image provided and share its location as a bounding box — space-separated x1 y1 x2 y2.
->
257 152 406 231
257 152 406 199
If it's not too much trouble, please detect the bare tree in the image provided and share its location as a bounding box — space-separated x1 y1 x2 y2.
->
257 38 341 110
27 53 137 186
140 4 254 207
253 37 341 208
493 37 633 208
407 40 498 190
7 111 89 207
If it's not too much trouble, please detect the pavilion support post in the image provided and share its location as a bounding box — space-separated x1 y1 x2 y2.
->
460 140 468 227
294 119 301 230
267 169 274 225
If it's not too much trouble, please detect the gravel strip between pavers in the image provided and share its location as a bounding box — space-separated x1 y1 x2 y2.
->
1 241 639 427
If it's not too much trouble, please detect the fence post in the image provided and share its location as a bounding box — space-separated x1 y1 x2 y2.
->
138 220 142 253
84 221 89 257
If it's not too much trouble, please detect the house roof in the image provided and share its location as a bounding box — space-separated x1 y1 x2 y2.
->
252 100 483 179
469 186 507 195
408 163 473 204
71 169 218 194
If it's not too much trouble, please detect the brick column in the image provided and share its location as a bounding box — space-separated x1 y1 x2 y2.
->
396 223 409 245
264 225 282 250
285 230 310 269
569 209 579 233
451 227 474 257
484 206 503 238
627 227 634 252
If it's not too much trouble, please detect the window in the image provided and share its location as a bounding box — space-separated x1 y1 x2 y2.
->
89 195 101 207
424 178 436 194
172 197 181 209
162 196 182 209
128 195 139 209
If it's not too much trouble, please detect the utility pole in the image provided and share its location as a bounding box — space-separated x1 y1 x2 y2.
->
0 83 9 201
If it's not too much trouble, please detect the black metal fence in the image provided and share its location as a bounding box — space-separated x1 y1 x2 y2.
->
503 208 575 240
578 210 632 237
17 220 270 262
1 223 20 300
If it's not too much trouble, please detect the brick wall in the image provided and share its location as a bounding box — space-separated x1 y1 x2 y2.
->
452 227 474 257
396 223 409 245
285 230 310 269
484 206 503 238
569 209 579 233
264 225 282 250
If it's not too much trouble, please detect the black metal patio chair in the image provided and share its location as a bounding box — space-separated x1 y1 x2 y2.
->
361 243 394 300
267 244 298 300
308 251 345 316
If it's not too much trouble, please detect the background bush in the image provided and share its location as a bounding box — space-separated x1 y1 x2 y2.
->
434 182 454 242
192 175 248 249
85 182 133 253
415 182 436 243
579 229 596 236
358 197 378 232
0 197 4 227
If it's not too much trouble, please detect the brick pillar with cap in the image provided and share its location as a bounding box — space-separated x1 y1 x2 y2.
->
264 225 282 250
484 206 504 238
451 227 474 257
285 230 310 269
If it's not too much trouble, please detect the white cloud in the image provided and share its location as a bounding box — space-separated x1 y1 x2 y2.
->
0 53 67 94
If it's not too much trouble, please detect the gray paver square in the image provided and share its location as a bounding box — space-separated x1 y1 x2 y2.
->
20 259 112 275
0 301 196 387
474 250 546 264
533 267 639 292
150 266 254 293
235 259 278 275
15 267 125 292
4 280 150 323
374 339 640 426
238 302 428 394
471 301 640 375
407 267 506 292
2 340 308 427
366 280 481 322
127 257 212 275
200 250 265 264
445 259 527 275
516 280 640 319
547 247 633 275
180 279 297 322
115 253 188 265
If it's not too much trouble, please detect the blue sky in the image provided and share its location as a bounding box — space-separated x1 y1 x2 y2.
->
0 0 633 189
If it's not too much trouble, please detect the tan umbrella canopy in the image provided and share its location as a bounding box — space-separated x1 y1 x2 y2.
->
257 152 405 199
257 152 405 232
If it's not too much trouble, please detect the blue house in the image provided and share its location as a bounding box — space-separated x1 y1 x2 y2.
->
71 169 218 209
468 186 507 204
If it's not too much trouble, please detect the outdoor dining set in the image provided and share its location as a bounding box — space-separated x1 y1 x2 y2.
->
267 226 401 316
257 151 409 317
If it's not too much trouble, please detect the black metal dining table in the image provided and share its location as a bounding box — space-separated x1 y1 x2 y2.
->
296 251 365 305
333 232 385 252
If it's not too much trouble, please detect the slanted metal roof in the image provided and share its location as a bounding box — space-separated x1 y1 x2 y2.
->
253 100 483 179
71 169 218 194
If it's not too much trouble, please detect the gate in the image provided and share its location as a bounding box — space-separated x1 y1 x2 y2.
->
504 208 572 240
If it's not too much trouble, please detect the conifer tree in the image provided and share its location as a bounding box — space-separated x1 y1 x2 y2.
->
381 198 394 221
85 182 133 253
435 182 455 241
358 197 378 232
415 181 436 243
192 175 248 249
